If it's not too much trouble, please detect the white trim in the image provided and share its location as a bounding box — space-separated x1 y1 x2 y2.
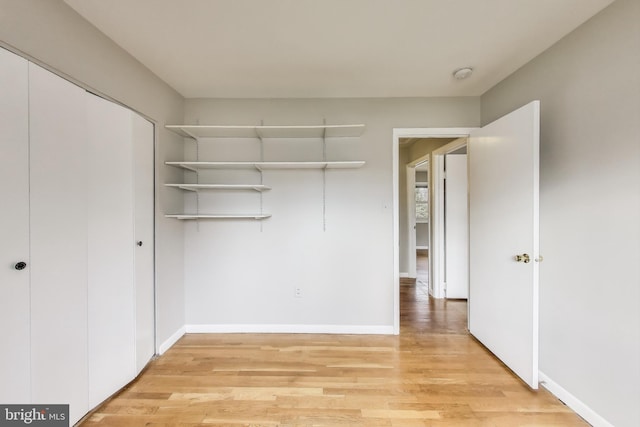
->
539 371 614 427
392 131 400 335
416 246 429 250
185 324 395 335
406 165 417 278
432 153 445 298
157 325 186 355
399 272 410 278
393 128 475 139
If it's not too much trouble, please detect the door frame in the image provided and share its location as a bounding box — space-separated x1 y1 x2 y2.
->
406 158 430 279
392 128 476 334
431 138 468 299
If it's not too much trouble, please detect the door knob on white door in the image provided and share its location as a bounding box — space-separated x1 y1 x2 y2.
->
515 254 530 263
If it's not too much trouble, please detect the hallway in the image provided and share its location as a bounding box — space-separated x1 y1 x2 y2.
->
401 251 468 336
81 273 587 426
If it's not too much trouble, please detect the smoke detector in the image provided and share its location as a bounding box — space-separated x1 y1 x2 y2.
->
453 67 473 80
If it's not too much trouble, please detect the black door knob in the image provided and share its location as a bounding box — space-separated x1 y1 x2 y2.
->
137 241 143 247
14 262 27 270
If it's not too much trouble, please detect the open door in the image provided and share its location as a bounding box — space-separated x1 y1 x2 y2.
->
468 101 540 389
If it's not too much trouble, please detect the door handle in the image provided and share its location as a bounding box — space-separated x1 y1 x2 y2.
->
515 253 530 263
14 261 27 270
137 241 143 247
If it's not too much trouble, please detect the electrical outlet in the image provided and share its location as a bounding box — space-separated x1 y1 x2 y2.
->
294 287 302 298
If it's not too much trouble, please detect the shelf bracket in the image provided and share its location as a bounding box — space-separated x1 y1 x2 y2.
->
181 128 199 141
259 119 265 232
195 120 201 231
322 118 327 232
181 165 198 173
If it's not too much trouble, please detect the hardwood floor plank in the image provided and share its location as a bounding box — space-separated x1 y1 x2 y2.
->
80 254 587 426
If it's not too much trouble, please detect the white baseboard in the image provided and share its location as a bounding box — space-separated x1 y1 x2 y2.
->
539 371 613 427
158 325 186 355
185 324 395 335
416 246 429 250
399 272 409 278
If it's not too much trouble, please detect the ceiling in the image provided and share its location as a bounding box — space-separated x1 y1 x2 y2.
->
64 0 613 99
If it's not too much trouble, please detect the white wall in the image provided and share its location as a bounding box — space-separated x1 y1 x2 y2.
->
416 224 429 248
481 0 640 425
183 98 479 331
0 0 186 352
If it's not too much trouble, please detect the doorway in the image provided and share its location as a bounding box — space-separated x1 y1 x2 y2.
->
414 160 430 292
393 102 540 389
431 138 469 299
392 128 475 334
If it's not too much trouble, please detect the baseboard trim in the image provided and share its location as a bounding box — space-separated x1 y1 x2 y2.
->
158 325 186 355
185 324 395 335
539 371 613 427
399 272 409 278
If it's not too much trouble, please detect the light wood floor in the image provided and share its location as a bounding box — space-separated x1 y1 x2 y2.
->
81 255 586 426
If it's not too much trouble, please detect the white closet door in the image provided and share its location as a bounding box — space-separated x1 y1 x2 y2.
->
86 93 136 407
132 113 155 373
0 48 30 403
28 63 89 423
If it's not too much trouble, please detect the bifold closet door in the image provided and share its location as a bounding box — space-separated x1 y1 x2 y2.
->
0 48 30 403
86 93 136 407
29 63 89 423
132 113 155 373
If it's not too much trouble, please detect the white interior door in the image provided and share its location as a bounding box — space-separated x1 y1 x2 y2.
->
132 112 155 373
468 101 540 389
29 62 89 422
444 153 468 299
0 47 30 403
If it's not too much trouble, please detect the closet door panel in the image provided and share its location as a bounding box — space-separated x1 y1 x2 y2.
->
28 63 88 424
132 113 155 373
86 93 136 407
0 48 30 403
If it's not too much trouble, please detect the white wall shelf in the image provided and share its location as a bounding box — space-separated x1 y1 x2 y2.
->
164 122 365 224
165 161 365 171
165 213 271 220
165 124 365 139
164 183 271 192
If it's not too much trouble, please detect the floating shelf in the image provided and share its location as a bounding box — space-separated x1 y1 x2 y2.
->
165 213 271 220
164 183 270 192
165 124 365 139
165 161 365 172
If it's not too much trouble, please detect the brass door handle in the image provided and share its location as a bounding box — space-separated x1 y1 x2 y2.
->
515 253 530 263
